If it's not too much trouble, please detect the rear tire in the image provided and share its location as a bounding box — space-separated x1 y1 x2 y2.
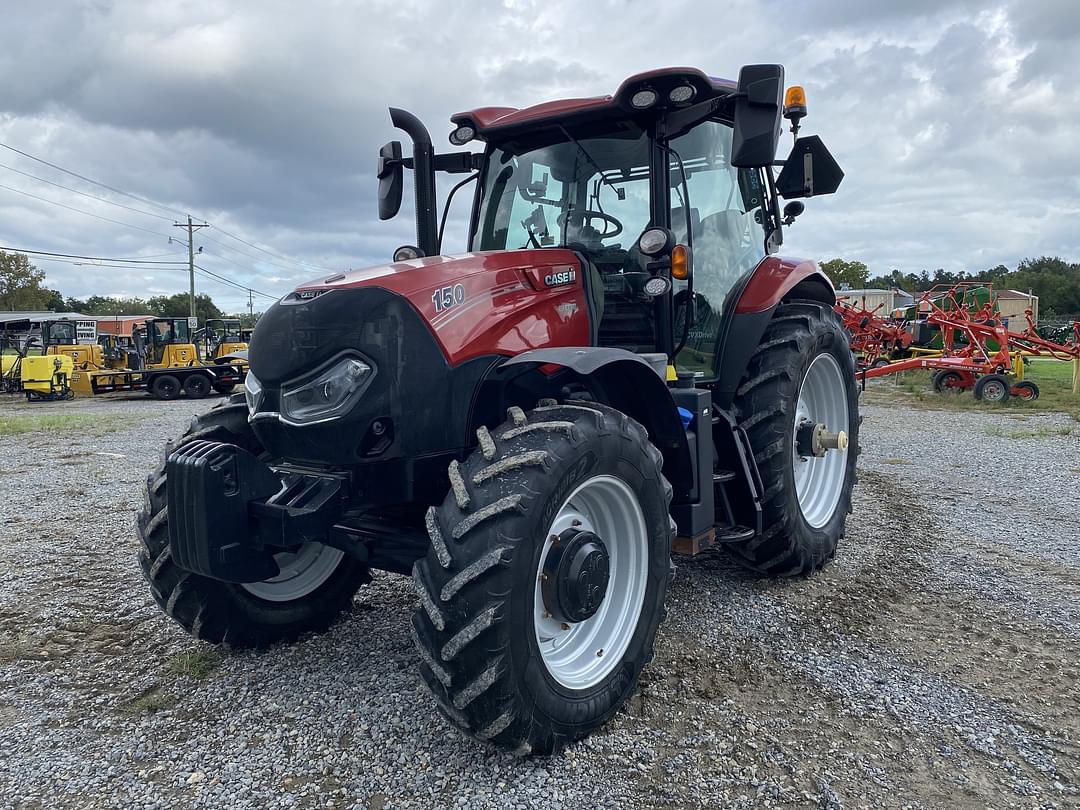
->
136 395 370 648
974 373 1010 403
150 374 180 400
730 301 859 576
411 402 672 755
183 373 211 399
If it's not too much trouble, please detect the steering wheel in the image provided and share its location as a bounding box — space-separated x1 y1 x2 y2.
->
578 210 623 239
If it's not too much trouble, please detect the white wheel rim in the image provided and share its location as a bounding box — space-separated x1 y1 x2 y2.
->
792 353 850 529
533 475 648 690
240 542 344 602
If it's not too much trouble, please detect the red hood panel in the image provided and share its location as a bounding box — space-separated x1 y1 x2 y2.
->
297 250 591 365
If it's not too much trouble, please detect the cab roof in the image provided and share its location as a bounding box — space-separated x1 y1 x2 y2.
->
451 67 736 140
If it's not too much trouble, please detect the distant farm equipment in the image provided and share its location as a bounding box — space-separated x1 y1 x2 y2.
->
855 284 1080 402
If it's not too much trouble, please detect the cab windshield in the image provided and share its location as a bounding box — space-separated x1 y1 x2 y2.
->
473 121 766 377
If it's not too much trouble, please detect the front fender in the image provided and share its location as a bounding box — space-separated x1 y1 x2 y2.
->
713 257 836 409
489 347 694 500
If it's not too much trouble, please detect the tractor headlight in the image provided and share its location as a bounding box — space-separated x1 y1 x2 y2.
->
279 355 375 425
244 371 263 415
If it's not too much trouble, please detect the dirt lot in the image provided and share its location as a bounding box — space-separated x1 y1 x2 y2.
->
0 384 1077 809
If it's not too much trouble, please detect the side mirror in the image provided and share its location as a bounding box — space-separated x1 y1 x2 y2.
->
775 135 844 198
377 141 404 221
730 64 784 168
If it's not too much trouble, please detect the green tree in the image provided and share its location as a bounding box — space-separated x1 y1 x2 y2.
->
818 258 869 289
146 293 223 323
0 250 51 310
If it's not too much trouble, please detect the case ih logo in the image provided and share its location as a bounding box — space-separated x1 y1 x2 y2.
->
544 268 576 287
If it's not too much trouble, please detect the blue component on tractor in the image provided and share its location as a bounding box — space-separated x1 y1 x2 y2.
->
677 407 694 431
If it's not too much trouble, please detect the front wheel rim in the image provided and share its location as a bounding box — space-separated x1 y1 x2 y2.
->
792 353 850 529
240 542 344 602
533 475 649 690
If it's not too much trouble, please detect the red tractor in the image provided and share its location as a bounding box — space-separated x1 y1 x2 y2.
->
138 65 857 754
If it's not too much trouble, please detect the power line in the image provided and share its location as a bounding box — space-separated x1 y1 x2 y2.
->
195 263 278 299
199 233 326 277
0 162 175 221
0 245 187 264
0 141 191 220
210 225 335 273
1 140 332 275
0 182 175 240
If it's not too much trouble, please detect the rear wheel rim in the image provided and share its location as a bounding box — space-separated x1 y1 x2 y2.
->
792 353 850 529
240 542 344 602
533 475 648 690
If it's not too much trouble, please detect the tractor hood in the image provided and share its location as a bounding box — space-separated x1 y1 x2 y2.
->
246 249 591 467
292 249 579 299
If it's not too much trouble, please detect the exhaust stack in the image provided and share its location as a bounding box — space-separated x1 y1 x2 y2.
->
389 108 438 257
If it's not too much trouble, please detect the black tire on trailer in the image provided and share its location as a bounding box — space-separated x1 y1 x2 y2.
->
932 369 965 394
150 374 181 400
136 394 370 648
974 373 1010 403
183 373 212 399
729 301 860 576
1012 380 1039 401
411 401 672 755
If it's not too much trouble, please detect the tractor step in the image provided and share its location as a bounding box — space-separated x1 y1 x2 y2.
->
672 523 756 555
712 525 756 544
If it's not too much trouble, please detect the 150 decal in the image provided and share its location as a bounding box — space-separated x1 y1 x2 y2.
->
431 284 467 312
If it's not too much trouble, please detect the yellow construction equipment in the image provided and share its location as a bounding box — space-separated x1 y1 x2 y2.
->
198 318 248 361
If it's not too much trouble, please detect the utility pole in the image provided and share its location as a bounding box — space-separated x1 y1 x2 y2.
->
174 216 209 320
248 289 254 320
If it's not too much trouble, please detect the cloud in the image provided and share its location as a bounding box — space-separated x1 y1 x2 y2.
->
0 0 1077 311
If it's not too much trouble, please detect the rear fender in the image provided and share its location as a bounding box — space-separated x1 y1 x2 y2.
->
713 257 835 409
473 347 694 499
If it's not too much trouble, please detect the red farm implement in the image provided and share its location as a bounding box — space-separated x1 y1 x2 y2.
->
856 285 1055 402
835 299 912 369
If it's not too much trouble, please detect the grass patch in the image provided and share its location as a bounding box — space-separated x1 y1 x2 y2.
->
0 635 36 663
0 412 135 437
863 359 1080 421
167 649 222 680
126 686 177 715
983 424 1076 440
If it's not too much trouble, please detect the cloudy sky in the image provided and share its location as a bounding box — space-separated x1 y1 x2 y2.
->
1 0 1077 312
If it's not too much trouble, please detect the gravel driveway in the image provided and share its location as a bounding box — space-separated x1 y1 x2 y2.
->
0 392 1077 809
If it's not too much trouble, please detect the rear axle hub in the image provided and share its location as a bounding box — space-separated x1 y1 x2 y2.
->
796 419 849 458
542 529 610 624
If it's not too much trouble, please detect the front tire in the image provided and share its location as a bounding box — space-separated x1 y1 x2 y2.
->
136 395 370 648
730 301 860 576
411 402 672 755
150 374 180 400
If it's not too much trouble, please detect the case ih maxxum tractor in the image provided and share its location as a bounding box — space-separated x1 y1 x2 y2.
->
139 65 857 754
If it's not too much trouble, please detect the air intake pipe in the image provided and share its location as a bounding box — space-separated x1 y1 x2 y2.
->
389 108 438 258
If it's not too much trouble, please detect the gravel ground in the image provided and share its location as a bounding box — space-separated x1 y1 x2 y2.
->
0 390 1077 809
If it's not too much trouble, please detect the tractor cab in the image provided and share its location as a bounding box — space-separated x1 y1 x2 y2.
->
39 319 105 371
200 318 247 361
137 318 198 368
378 66 843 389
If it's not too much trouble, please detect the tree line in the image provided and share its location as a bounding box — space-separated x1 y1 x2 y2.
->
819 256 1080 321
0 250 259 326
